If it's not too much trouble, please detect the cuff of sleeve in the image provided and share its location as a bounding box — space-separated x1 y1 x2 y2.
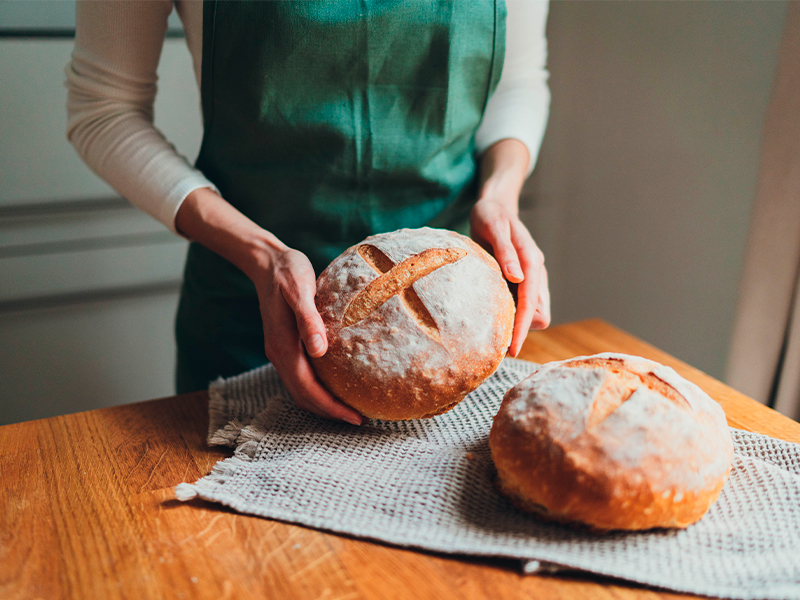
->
158 174 220 235
475 112 549 177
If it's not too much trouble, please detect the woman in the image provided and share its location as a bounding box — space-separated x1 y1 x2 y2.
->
67 0 551 426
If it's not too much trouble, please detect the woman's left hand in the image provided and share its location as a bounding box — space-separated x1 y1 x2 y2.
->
470 139 551 357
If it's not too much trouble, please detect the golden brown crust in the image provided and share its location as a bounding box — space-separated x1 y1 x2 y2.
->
311 228 515 421
489 353 734 531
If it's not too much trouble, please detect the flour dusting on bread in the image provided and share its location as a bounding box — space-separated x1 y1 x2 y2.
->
312 228 515 421
490 352 734 531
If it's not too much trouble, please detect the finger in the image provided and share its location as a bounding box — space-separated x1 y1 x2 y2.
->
482 218 524 283
276 347 365 425
264 305 365 425
510 220 544 298
530 266 551 330
509 269 537 357
508 224 544 355
278 267 328 358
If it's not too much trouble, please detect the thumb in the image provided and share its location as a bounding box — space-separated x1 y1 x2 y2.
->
281 280 328 358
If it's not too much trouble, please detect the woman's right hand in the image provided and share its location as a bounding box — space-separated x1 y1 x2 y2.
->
252 245 366 425
176 187 365 426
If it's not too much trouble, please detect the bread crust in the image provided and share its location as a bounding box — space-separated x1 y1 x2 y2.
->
312 227 515 421
489 353 734 531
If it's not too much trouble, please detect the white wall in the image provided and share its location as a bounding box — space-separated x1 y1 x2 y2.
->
523 1 788 380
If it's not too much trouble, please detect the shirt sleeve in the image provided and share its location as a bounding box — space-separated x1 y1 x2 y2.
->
66 0 215 234
475 0 551 176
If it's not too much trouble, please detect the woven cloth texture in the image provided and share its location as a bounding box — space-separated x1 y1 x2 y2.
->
176 358 800 599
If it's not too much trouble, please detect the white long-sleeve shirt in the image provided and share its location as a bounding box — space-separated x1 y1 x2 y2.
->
66 0 550 234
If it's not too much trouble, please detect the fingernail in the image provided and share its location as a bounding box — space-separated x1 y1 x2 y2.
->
307 334 324 356
507 264 523 279
343 415 362 426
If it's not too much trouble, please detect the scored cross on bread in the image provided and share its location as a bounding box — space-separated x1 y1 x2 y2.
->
342 245 468 344
564 356 693 429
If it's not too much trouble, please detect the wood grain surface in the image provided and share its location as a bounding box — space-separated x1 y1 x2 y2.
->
2 319 798 600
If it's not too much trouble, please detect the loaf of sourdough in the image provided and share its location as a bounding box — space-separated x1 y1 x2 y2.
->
311 227 515 421
489 353 733 531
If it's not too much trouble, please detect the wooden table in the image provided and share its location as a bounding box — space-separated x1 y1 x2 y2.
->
3 319 799 600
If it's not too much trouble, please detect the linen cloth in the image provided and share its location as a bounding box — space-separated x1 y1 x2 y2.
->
176 358 800 599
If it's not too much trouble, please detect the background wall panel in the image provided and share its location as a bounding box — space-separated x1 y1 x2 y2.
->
523 1 787 381
0 291 182 425
0 33 200 425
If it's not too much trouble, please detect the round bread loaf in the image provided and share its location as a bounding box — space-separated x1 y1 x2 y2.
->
489 353 733 531
311 227 515 421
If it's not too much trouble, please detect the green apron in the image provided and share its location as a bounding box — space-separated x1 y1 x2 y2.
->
176 0 507 393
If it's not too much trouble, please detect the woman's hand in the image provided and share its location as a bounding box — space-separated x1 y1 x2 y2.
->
176 187 365 425
470 139 551 357
250 246 365 425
